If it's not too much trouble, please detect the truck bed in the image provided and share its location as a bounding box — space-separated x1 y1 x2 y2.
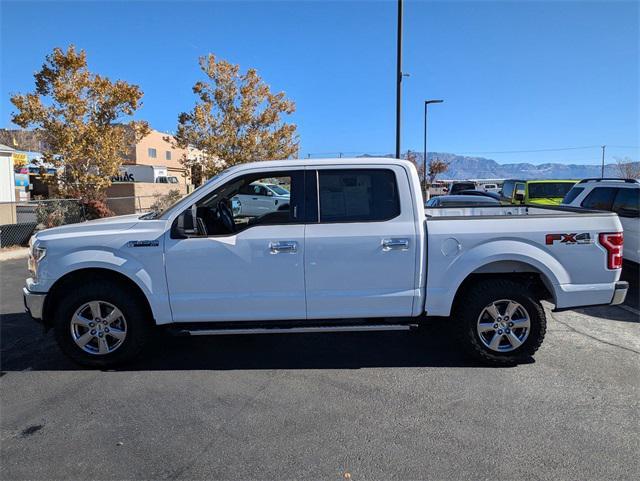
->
424 204 614 219
422 203 622 317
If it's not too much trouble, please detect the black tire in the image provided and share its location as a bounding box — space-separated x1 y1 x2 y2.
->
53 280 152 368
454 279 546 366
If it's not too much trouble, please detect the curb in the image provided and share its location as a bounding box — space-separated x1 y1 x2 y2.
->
0 248 29 262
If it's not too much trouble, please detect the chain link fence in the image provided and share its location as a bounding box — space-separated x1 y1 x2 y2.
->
0 192 184 248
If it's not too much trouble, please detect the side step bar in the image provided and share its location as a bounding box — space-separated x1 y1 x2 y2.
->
169 323 418 336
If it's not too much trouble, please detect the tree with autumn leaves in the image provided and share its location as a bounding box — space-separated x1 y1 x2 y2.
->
172 54 299 179
10 45 149 204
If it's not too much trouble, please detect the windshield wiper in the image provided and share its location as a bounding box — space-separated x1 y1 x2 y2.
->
139 211 159 220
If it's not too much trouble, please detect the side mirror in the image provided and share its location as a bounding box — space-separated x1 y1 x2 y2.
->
514 192 525 202
266 190 274 197
171 206 198 238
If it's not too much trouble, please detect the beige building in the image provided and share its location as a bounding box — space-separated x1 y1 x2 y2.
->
125 129 193 184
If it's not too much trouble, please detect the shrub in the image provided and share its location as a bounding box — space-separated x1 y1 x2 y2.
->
149 189 183 213
34 199 84 229
81 199 114 220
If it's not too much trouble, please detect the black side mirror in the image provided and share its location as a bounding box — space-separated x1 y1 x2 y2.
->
171 206 197 238
514 192 525 202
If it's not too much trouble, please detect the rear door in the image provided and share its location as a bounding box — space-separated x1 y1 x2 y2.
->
304 166 418 318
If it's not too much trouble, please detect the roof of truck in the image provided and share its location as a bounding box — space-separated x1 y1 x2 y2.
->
237 157 413 168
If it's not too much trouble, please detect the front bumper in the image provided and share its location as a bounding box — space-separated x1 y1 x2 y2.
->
610 281 628 306
23 287 46 321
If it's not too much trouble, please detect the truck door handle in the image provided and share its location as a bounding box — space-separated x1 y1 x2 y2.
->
269 241 297 254
382 238 409 251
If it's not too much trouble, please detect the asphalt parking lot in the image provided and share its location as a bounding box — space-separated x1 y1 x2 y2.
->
1 256 639 481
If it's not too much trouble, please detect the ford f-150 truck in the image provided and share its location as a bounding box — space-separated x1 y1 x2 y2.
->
23 158 629 367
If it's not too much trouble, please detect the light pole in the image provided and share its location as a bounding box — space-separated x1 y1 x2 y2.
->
601 145 606 178
395 0 403 159
424 99 444 195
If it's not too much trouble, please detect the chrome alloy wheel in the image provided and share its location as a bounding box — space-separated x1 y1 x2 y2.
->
476 299 531 353
70 301 127 355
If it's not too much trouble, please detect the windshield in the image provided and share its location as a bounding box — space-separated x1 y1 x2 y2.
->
528 182 576 199
267 184 290 195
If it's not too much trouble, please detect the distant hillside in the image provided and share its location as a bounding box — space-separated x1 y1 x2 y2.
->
361 152 637 180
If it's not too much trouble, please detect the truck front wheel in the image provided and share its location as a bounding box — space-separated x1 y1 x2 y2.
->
455 279 546 365
53 281 151 367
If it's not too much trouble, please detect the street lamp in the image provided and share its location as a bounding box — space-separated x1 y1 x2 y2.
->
423 99 444 195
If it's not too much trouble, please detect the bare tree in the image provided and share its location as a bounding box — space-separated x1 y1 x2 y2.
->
615 157 640 179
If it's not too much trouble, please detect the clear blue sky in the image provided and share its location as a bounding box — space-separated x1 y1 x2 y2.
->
1 0 638 165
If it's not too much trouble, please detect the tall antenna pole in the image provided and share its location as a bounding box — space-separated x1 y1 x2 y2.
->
600 145 606 178
395 0 403 159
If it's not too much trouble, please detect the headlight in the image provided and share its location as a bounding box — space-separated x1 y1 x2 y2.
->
28 238 46 278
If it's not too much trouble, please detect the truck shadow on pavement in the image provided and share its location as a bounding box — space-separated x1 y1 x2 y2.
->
0 311 517 371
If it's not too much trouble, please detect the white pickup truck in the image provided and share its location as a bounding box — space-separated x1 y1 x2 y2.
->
24 158 628 367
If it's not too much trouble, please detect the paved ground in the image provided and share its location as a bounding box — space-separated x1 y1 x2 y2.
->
1 257 638 480
621 260 639 310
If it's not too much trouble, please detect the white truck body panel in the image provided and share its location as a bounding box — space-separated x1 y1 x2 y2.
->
164 224 306 322
26 158 625 328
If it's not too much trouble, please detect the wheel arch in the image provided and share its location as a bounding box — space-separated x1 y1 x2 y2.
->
42 268 154 327
451 260 555 316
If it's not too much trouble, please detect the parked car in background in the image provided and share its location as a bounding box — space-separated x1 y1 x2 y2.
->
446 181 477 195
426 194 500 207
480 183 501 193
562 178 639 263
456 190 502 201
155 176 179 184
501 179 578 206
233 181 290 217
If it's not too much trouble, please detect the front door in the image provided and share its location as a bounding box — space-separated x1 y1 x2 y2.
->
165 170 306 323
304 166 419 319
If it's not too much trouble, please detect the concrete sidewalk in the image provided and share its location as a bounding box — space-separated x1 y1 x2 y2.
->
0 247 28 262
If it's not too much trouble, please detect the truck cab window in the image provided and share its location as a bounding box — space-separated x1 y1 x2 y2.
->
187 170 303 236
318 169 400 222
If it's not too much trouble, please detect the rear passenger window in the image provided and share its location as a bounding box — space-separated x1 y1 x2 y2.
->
318 169 400 222
612 189 639 217
581 187 618 211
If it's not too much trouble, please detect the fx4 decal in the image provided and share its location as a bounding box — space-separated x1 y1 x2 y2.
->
545 233 593 245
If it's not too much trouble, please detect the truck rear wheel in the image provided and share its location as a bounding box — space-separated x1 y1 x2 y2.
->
53 281 151 367
455 279 546 366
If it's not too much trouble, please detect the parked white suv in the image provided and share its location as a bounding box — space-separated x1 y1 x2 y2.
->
233 181 290 217
562 178 639 263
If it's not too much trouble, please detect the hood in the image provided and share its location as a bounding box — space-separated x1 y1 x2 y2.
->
35 214 144 240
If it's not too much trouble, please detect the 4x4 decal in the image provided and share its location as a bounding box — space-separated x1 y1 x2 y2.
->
545 233 593 245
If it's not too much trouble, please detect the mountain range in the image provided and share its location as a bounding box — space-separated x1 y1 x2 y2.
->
361 152 637 180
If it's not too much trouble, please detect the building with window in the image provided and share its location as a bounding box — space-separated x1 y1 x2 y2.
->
126 129 194 185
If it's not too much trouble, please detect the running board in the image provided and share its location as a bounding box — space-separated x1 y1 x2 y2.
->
169 323 418 336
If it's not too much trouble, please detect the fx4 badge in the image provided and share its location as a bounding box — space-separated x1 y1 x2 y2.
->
545 233 593 245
